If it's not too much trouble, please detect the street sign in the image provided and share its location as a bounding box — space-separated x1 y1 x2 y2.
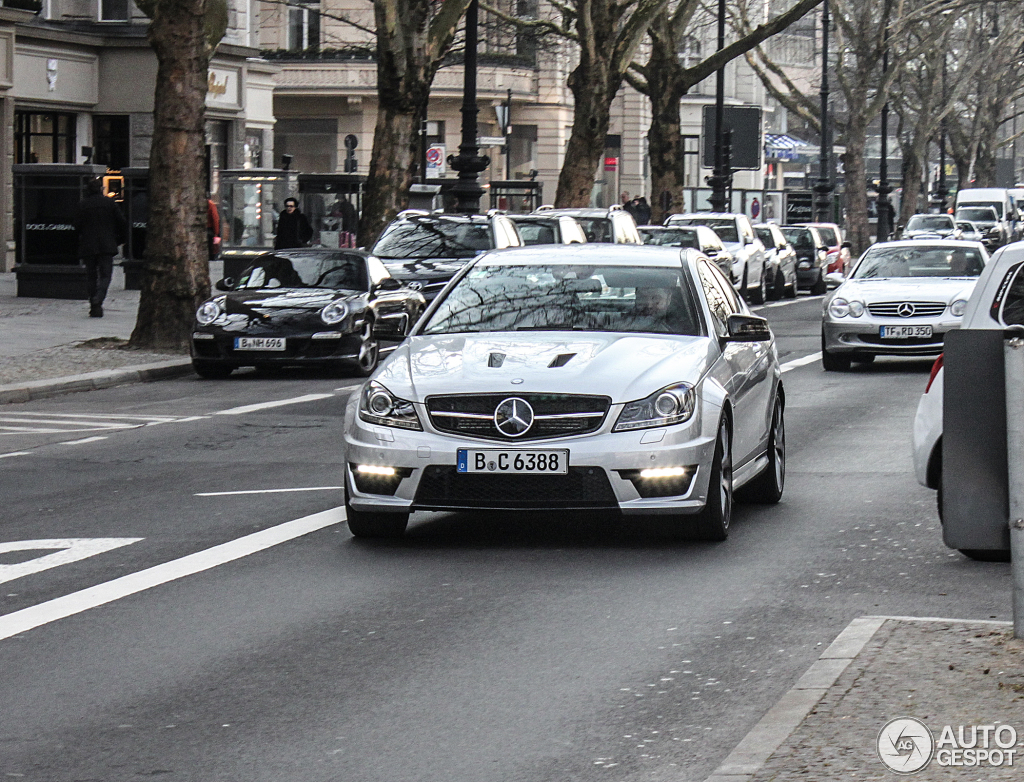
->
751 198 760 219
344 134 358 150
477 136 507 147
604 156 618 171
426 144 446 175
701 105 763 170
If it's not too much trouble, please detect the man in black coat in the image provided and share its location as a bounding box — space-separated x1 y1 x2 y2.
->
73 178 128 318
274 197 314 249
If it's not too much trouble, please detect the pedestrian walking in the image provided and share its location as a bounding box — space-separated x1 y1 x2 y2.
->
274 197 313 250
632 196 652 226
73 177 127 318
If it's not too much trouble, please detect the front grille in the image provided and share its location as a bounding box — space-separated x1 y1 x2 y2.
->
867 301 947 318
426 393 610 442
413 465 618 509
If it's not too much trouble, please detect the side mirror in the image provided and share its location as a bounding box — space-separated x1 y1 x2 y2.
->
726 314 772 342
215 278 234 291
825 272 846 289
372 277 402 293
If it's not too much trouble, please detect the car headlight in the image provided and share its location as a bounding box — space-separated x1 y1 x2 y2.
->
829 298 850 318
321 300 350 325
195 298 223 325
950 299 968 317
848 300 865 317
613 383 696 431
358 381 422 430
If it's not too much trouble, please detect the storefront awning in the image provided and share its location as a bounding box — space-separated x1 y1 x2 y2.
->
764 133 813 161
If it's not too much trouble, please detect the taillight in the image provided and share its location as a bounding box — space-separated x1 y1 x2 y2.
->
925 353 944 393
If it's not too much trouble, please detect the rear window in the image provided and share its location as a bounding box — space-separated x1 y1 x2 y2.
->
575 218 613 243
373 220 493 259
816 227 839 246
906 215 954 232
674 218 738 243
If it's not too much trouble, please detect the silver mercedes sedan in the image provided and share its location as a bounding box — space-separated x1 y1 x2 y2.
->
342 244 785 540
821 240 989 370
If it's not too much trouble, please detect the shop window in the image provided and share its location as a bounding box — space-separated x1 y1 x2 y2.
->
15 112 76 164
244 130 264 169
93 115 130 169
100 0 130 21
288 2 320 51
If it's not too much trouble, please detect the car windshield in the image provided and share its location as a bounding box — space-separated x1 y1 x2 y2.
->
956 207 998 222
815 227 839 246
674 218 738 242
575 218 613 243
906 215 954 232
755 228 775 246
372 219 492 259
852 246 986 279
514 221 559 245
782 228 815 249
234 254 368 290
642 228 699 248
421 264 703 336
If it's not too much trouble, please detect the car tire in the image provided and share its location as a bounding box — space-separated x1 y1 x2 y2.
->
770 268 786 301
748 266 767 305
192 361 235 380
352 318 380 377
959 549 1012 562
736 396 785 504
693 416 733 541
345 489 409 539
821 331 851 371
811 269 827 296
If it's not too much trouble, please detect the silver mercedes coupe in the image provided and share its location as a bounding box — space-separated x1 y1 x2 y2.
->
342 244 785 539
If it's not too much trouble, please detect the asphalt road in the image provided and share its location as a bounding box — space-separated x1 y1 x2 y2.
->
0 295 1010 782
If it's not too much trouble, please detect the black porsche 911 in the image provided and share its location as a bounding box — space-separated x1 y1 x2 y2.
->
190 250 426 379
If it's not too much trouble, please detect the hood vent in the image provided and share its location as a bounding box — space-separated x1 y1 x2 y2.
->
548 353 577 368
488 352 506 368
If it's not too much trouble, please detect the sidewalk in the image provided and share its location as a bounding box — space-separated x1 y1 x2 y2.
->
0 267 195 401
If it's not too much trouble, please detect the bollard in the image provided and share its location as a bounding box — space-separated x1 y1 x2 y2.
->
1004 325 1024 638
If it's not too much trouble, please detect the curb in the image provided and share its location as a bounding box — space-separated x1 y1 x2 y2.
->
702 615 1014 782
0 359 194 404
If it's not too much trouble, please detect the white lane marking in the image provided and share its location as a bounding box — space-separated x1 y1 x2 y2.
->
0 451 31 459
0 507 344 643
213 393 335 416
781 352 822 372
195 486 344 497
753 295 824 311
0 539 142 585
0 412 190 436
59 436 109 445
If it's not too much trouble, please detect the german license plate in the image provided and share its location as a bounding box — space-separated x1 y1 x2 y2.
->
234 337 286 351
457 449 569 475
880 325 932 339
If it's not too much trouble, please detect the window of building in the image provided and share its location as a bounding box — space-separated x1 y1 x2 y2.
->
680 135 700 188
93 115 130 169
100 0 130 22
244 130 264 169
15 112 76 164
288 2 320 51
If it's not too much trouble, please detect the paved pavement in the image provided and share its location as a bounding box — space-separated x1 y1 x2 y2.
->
1 267 1021 779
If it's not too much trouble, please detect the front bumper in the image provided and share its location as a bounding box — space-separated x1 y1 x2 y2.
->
342 394 720 516
822 316 960 357
190 329 363 365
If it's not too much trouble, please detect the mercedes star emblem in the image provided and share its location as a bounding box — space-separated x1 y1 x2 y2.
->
494 397 534 437
897 302 916 318
405 280 423 291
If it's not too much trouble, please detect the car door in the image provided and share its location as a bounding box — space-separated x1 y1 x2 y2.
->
697 260 769 466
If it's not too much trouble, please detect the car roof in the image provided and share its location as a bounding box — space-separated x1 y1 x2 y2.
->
393 210 492 224
533 207 616 218
471 243 701 268
672 212 739 220
866 239 986 250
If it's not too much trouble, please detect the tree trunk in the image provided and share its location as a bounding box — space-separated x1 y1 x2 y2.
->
358 101 424 247
555 56 618 207
644 16 685 224
129 0 215 352
843 112 871 254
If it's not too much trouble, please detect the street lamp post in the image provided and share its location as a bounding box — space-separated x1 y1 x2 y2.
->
934 56 949 212
707 0 730 212
813 0 833 223
875 0 894 241
447 0 489 213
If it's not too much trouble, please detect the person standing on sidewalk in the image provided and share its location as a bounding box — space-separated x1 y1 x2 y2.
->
274 197 313 250
73 177 127 318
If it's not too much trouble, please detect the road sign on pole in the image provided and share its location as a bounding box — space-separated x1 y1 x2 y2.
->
701 105 763 170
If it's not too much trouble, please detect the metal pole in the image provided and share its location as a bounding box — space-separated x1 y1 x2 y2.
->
1004 325 1024 638
447 0 489 213
876 0 893 241
936 56 948 211
707 0 729 212
814 0 833 223
505 88 512 181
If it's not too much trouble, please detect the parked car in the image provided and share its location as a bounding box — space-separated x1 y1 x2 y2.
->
953 205 1006 249
821 239 990 371
532 204 642 244
913 242 1024 561
508 214 587 245
191 249 426 379
901 213 962 240
797 221 844 273
369 210 522 301
781 224 830 294
754 222 798 300
665 212 769 304
956 220 985 243
955 187 1015 245
342 243 785 539
638 225 734 279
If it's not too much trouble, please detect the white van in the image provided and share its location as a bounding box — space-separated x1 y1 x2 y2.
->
955 188 1014 245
